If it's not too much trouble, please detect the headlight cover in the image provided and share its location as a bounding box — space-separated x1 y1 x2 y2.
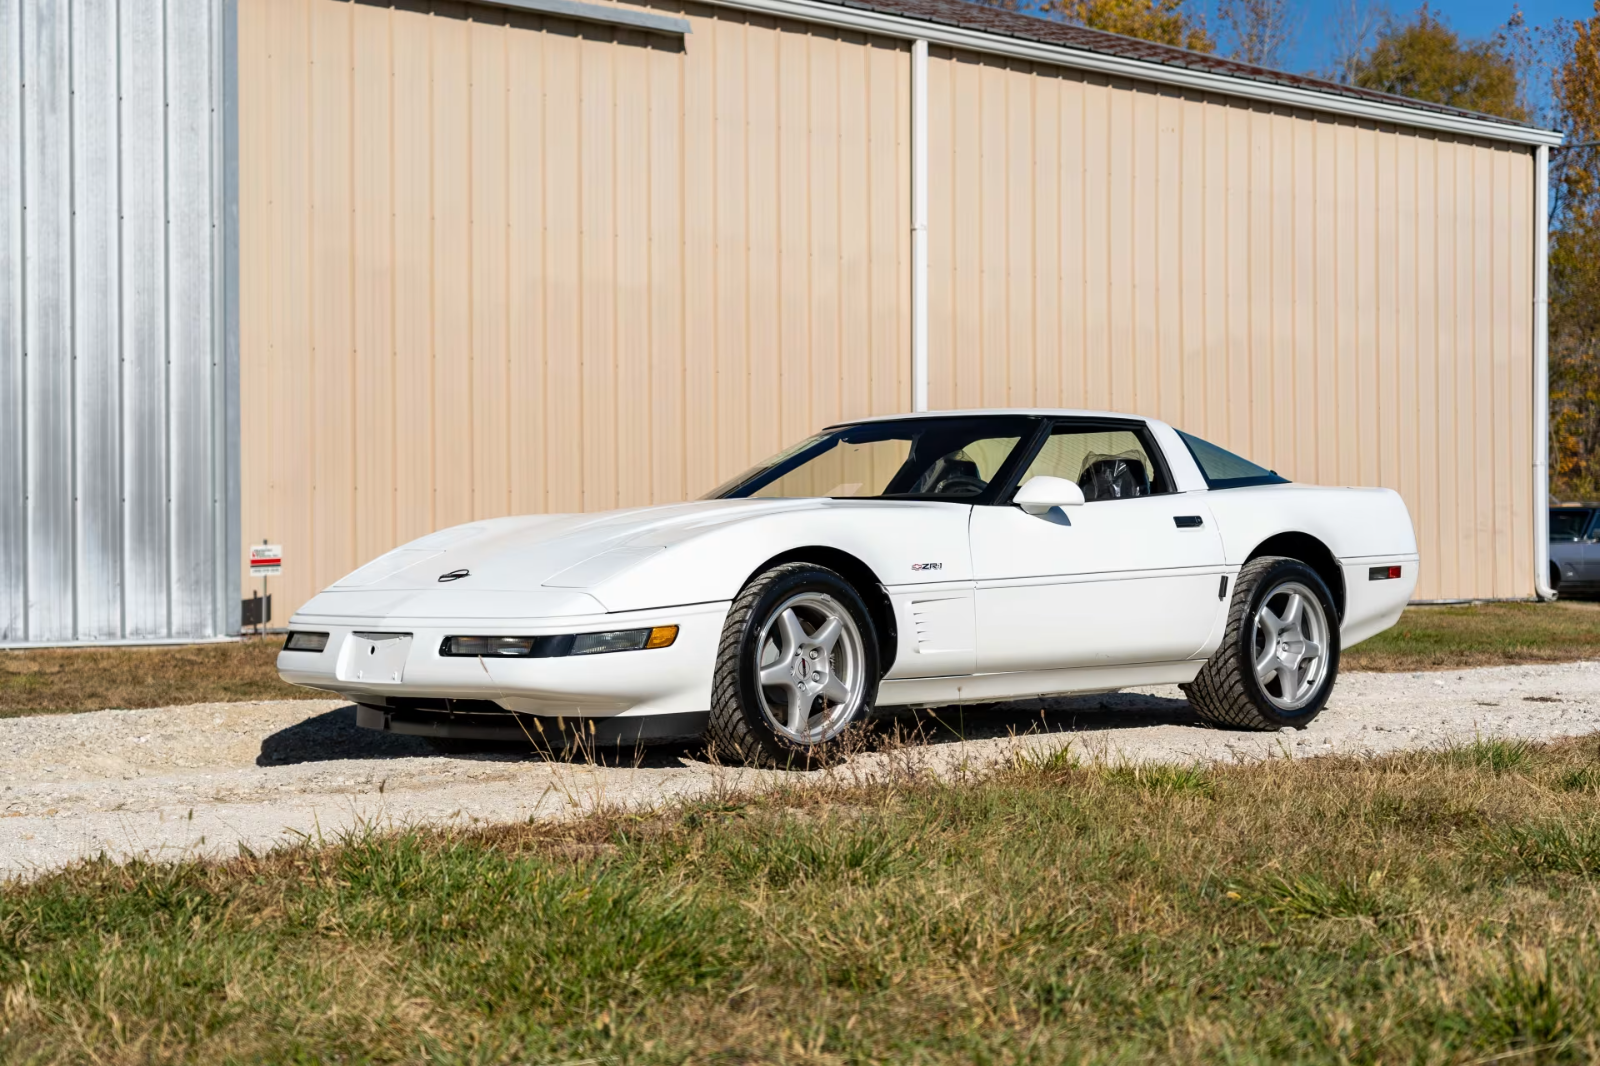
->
283 631 330 653
440 625 678 658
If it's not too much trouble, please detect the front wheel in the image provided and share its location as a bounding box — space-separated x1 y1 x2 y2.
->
1184 556 1340 730
707 562 879 767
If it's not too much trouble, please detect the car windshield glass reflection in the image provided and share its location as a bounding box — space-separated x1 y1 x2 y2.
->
707 417 1039 502
1550 510 1594 541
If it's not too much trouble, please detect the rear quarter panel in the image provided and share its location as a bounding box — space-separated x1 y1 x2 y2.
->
1204 484 1419 649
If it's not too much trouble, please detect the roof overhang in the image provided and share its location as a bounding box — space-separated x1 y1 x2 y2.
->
700 0 1564 148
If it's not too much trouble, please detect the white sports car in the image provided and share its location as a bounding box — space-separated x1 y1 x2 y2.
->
279 410 1418 765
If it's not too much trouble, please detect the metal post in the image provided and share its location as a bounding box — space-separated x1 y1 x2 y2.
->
1534 143 1555 601
910 38 929 413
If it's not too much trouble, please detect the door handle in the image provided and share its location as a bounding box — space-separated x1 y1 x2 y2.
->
1174 515 1204 528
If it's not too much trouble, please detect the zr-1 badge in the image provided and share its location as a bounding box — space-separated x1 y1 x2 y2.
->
911 562 943 571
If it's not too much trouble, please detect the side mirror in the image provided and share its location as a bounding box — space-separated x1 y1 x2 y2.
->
1013 475 1085 515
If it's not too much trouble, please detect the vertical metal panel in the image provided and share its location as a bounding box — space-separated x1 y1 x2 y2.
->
239 0 911 620
22 0 74 641
924 51 1536 600
121 0 171 639
72 0 123 640
0 0 26 641
167 0 217 636
0 0 232 645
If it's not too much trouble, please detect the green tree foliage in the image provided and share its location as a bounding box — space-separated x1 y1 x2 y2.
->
1349 5 1527 121
1040 0 1214 52
1550 3 1600 500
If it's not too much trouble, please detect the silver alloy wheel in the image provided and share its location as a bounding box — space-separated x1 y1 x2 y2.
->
1250 580 1330 712
754 591 867 744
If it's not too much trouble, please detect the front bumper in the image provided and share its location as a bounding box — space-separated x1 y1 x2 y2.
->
276 601 729 720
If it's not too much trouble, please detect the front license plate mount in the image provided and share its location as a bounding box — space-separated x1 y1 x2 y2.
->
337 632 414 684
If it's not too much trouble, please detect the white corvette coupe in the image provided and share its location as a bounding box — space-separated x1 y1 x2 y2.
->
279 410 1418 765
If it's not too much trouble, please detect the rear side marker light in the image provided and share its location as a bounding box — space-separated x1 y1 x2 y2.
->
284 631 330 653
1369 565 1403 581
440 625 678 659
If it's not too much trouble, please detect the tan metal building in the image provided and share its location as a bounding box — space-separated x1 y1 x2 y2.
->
235 0 1562 624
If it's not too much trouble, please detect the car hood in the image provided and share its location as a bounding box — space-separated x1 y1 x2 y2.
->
294 498 831 621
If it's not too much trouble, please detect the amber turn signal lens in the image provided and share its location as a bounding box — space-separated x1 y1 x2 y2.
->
646 625 679 649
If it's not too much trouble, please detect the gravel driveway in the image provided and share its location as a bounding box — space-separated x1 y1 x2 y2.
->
3 662 1600 878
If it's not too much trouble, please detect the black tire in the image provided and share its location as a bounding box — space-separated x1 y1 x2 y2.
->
1551 562 1563 597
1183 556 1341 731
707 562 881 768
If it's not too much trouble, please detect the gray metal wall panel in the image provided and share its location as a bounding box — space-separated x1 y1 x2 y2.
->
0 0 24 642
219 0 241 639
121 0 173 640
22 0 73 642
167 0 215 637
0 0 233 646
73 0 124 641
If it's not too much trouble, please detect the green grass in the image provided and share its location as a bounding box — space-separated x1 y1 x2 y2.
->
14 740 1600 1062
1343 599 1600 672
0 637 316 718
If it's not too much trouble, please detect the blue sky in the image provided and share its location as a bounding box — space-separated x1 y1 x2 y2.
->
1280 0 1594 79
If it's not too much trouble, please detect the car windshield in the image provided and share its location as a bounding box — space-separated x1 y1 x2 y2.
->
1550 510 1593 541
705 416 1041 502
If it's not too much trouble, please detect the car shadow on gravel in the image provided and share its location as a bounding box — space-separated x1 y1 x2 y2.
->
256 705 702 769
256 691 1202 769
875 690 1203 749
257 705 438 766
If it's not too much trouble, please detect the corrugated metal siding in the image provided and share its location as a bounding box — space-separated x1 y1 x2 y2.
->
0 0 234 644
238 0 911 620
924 51 1535 601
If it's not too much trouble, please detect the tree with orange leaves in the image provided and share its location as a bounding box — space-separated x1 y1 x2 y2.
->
1549 2 1600 500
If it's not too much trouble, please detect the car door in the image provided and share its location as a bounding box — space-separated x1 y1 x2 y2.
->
969 419 1228 673
1549 509 1590 589
1581 512 1600 589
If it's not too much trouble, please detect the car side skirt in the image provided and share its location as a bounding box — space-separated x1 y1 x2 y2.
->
876 659 1208 707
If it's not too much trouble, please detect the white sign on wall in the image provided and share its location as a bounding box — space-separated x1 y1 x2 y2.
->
249 544 283 577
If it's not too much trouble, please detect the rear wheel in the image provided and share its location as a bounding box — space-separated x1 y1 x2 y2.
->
1184 556 1340 730
707 562 879 767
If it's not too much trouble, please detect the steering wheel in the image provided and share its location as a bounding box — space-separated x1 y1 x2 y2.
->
930 474 989 497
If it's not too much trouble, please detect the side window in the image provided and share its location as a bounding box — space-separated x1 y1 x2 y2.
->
1177 430 1288 489
1019 426 1170 501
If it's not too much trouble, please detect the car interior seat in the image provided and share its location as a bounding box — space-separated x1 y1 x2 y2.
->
912 454 987 497
1078 454 1150 501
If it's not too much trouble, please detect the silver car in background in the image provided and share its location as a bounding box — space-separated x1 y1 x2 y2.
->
1550 506 1600 597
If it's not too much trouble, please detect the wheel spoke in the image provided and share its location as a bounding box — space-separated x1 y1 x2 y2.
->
759 662 794 687
776 608 806 659
1255 645 1279 682
785 684 810 733
810 615 843 654
1257 607 1283 641
1300 639 1323 662
821 674 851 705
1276 664 1300 700
1279 592 1304 631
